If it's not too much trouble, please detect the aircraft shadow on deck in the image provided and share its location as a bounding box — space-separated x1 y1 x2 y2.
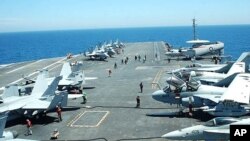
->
83 58 108 62
5 107 80 127
83 86 96 89
5 115 58 127
79 105 176 110
146 110 214 122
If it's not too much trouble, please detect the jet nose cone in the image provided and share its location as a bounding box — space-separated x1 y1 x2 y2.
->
152 90 167 102
152 90 163 98
162 130 183 139
12 130 18 138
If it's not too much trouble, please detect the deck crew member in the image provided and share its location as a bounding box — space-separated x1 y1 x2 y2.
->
136 96 140 108
26 119 32 135
56 106 62 121
139 82 143 93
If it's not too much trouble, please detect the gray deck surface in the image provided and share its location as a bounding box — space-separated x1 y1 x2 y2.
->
0 42 233 141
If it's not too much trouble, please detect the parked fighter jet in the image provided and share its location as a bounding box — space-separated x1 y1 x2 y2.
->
152 73 227 108
0 72 68 120
203 73 250 117
162 117 250 140
171 52 250 84
153 73 250 117
172 52 250 74
84 46 109 61
58 62 97 90
102 42 116 57
173 62 230 73
181 62 245 84
58 62 84 89
113 39 125 48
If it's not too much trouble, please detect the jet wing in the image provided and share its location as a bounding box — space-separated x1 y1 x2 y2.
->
21 99 50 109
199 78 220 84
0 102 25 113
220 73 250 104
204 129 229 134
193 94 221 103
204 129 229 140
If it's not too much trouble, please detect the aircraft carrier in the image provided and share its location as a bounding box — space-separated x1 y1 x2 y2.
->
0 41 227 141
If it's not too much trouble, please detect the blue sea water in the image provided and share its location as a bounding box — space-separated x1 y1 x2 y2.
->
0 25 250 65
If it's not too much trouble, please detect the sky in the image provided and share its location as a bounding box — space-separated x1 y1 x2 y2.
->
0 0 250 32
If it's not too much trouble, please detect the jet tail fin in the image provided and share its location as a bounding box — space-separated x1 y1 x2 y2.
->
47 91 68 110
42 76 62 97
227 62 245 76
0 112 8 137
213 73 238 87
73 70 85 85
1 85 19 99
60 62 72 78
31 70 49 96
215 62 233 73
236 52 250 72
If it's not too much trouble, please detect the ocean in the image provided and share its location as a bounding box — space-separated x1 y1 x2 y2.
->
0 25 250 65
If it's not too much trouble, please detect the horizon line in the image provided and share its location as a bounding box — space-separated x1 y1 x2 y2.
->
1 23 250 34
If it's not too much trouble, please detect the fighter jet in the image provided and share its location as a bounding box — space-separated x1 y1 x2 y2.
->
58 62 84 89
171 51 250 84
57 62 97 90
113 39 125 48
102 42 116 57
180 62 245 84
203 73 250 117
152 73 227 109
174 62 230 73
152 72 250 115
0 72 68 120
162 117 250 140
84 46 109 61
18 63 94 99
172 52 250 74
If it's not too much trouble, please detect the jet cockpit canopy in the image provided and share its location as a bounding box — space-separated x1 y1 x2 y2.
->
204 117 239 127
166 74 186 93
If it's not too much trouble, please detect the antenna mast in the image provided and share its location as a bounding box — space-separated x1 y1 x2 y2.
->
192 18 197 40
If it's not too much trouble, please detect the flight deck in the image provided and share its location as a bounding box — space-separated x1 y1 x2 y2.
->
1 42 244 141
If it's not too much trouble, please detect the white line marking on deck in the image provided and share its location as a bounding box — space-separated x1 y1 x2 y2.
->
69 111 109 128
6 60 43 74
8 57 66 85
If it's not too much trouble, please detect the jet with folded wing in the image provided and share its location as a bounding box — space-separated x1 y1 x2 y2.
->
203 73 250 117
152 72 249 115
152 73 227 108
180 61 245 84
58 62 97 90
162 117 250 140
84 46 109 61
0 72 68 120
173 62 230 73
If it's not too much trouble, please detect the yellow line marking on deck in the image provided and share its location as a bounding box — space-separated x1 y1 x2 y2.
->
152 69 163 89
